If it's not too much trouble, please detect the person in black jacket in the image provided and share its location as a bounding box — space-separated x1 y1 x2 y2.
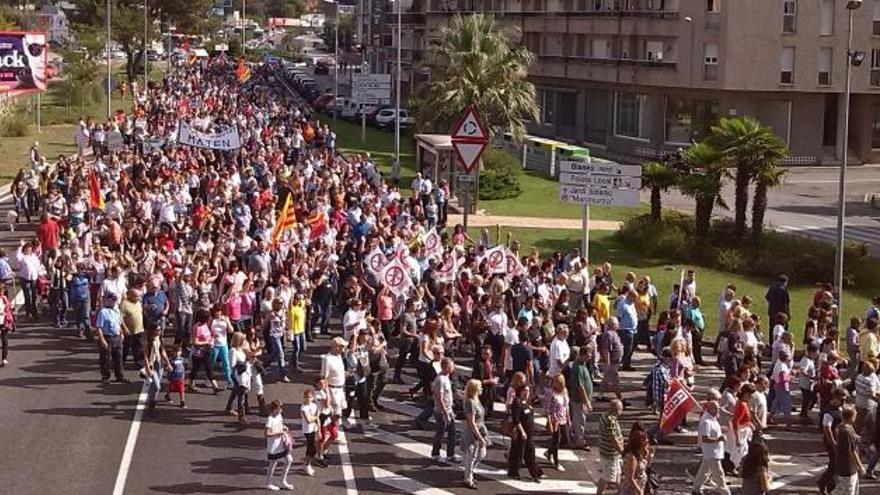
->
507 384 543 482
471 345 498 419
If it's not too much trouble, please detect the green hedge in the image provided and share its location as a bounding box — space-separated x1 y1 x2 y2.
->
478 148 522 200
617 213 876 288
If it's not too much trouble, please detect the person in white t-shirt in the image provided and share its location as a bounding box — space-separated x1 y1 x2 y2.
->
265 400 294 491
692 401 730 495
321 337 348 417
342 299 367 342
548 325 571 378
300 388 320 477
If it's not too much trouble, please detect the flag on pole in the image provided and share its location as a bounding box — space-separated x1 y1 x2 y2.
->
659 378 701 434
271 194 295 246
88 171 104 210
236 58 251 83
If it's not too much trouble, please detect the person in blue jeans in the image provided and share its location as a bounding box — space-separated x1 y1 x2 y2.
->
431 357 460 464
209 304 234 387
144 323 170 417
265 298 289 383
69 264 92 339
616 288 639 371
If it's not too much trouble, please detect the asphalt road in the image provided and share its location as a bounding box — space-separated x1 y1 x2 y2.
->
662 165 880 255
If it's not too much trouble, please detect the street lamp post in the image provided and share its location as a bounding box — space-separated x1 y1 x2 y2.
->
334 2 339 121
684 16 694 87
144 0 149 92
242 0 247 53
395 0 402 168
106 0 111 120
835 0 866 315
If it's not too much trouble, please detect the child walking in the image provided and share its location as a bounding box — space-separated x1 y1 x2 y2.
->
165 345 187 408
300 389 320 476
265 400 294 491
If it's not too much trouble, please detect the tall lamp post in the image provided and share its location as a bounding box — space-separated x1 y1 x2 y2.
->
394 0 402 169
106 0 111 119
144 0 149 92
334 1 339 121
835 0 866 315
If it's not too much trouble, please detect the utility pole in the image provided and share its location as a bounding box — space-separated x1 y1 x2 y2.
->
106 0 111 120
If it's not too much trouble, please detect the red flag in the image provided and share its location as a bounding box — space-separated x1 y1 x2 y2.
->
272 194 296 246
659 378 701 434
88 171 104 209
307 211 327 241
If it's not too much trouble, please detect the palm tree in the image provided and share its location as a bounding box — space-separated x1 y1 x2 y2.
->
751 166 787 243
413 14 539 141
710 116 788 241
641 160 679 222
678 143 727 239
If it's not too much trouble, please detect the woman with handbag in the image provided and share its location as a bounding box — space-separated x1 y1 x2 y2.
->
188 310 221 393
507 384 543 482
225 332 251 424
0 284 15 367
620 422 654 495
265 400 294 491
462 378 489 489
740 432 770 495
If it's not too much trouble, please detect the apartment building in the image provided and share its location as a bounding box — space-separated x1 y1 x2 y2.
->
408 0 880 164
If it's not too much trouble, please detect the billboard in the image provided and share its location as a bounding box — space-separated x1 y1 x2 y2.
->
0 32 48 96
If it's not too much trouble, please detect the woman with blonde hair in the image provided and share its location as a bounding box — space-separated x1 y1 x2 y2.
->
545 373 570 471
462 379 489 489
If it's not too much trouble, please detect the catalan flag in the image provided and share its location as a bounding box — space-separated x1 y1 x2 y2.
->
306 211 327 241
88 170 104 210
271 193 296 246
236 58 251 83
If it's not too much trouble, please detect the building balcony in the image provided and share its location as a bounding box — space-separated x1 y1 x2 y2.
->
539 54 677 69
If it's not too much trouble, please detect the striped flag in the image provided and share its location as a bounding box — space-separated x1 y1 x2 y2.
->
236 58 251 83
88 171 104 210
271 194 296 246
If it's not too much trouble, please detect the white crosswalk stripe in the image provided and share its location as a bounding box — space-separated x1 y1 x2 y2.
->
372 466 456 495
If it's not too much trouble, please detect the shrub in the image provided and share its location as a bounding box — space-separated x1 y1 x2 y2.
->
482 148 521 175
618 213 874 288
479 166 521 200
0 114 29 137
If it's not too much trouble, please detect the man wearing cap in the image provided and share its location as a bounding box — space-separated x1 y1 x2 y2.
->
321 337 348 419
96 293 128 383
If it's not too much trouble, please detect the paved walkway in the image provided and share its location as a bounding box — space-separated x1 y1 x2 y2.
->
447 213 621 230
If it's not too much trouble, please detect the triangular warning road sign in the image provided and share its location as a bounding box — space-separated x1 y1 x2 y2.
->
451 105 488 142
452 140 487 174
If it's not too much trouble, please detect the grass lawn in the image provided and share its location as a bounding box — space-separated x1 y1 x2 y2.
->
479 169 649 221
327 115 646 221
0 63 166 181
474 226 877 344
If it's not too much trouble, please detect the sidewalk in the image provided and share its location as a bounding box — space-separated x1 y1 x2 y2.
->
446 213 621 231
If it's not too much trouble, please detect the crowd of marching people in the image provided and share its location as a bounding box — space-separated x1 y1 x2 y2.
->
5 54 880 495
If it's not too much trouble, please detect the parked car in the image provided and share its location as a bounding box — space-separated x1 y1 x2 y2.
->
374 108 414 129
314 61 330 75
311 93 336 111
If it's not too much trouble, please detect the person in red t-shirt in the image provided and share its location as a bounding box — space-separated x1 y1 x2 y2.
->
35 213 60 251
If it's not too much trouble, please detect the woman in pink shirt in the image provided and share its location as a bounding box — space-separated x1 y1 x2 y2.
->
226 290 244 331
188 311 220 393
239 279 256 331
377 286 395 340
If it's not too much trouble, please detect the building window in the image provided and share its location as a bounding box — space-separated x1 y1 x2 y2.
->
874 0 880 36
780 47 795 84
665 97 720 143
538 89 555 125
872 49 880 87
593 0 603 11
575 34 586 57
783 0 797 33
706 0 720 13
703 43 718 81
524 32 542 54
820 0 834 35
818 47 832 86
591 38 609 58
645 41 664 61
614 92 649 139
872 104 880 149
558 93 577 128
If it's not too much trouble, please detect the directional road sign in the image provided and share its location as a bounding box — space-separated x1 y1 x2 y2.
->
559 171 642 189
559 184 641 207
353 74 391 105
559 160 642 177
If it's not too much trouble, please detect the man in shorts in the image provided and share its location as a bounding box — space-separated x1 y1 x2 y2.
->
321 337 348 445
597 399 624 494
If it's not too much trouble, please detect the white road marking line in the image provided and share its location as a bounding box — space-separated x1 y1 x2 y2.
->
784 179 880 184
372 466 456 495
112 380 149 495
769 464 826 490
378 398 579 461
335 428 359 495
364 427 596 493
